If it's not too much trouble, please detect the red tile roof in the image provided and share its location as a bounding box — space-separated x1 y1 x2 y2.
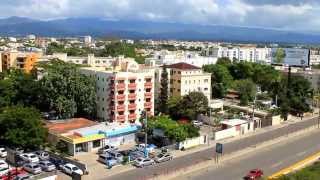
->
165 62 201 70
45 118 98 134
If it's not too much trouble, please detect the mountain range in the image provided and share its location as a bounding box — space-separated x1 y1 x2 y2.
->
0 16 320 44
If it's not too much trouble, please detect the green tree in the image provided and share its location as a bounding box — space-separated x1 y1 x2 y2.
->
234 79 257 106
180 92 209 120
39 59 96 119
158 65 169 114
167 96 182 120
203 64 233 98
216 57 232 66
0 106 47 150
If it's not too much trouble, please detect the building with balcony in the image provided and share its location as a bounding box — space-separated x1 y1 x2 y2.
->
81 67 155 123
155 62 211 102
1 50 41 73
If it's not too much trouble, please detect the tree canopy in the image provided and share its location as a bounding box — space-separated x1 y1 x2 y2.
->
0 106 47 150
38 59 97 119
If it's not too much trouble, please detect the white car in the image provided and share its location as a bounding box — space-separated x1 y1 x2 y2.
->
23 163 42 174
135 144 157 153
0 148 7 158
134 157 155 168
61 163 83 176
0 160 9 176
19 153 39 163
192 120 203 127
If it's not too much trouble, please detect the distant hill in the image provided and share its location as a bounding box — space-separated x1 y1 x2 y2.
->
0 16 320 44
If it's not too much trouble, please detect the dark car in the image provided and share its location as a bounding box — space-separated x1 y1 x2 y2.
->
49 157 66 169
244 169 264 180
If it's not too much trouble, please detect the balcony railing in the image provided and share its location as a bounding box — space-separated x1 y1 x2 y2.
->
116 94 126 101
144 82 153 88
116 115 126 122
128 83 137 90
117 105 126 111
116 83 126 90
128 114 137 120
144 102 152 108
128 104 137 110
128 93 136 100
145 92 152 98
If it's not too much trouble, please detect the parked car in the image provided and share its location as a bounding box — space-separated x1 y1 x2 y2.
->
135 144 157 153
34 151 49 161
0 160 9 177
14 148 24 154
192 120 203 127
0 148 7 158
39 161 56 172
107 151 124 163
14 173 31 180
244 169 264 180
60 163 83 176
129 150 145 161
154 153 173 163
134 157 155 168
49 157 66 169
0 169 26 180
98 145 117 154
98 154 118 168
23 163 42 174
19 153 39 163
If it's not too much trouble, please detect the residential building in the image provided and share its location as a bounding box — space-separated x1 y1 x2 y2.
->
84 36 92 45
81 66 155 123
39 53 134 68
1 50 41 73
310 49 320 65
155 62 211 101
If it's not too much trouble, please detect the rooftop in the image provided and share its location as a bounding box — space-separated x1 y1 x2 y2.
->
45 118 98 134
165 62 201 70
221 119 248 126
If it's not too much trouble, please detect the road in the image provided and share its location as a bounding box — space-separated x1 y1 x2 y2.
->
175 127 320 180
105 117 319 180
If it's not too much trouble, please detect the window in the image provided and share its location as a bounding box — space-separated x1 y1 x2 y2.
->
204 79 208 83
102 107 104 111
93 140 101 148
178 71 181 74
204 88 208 91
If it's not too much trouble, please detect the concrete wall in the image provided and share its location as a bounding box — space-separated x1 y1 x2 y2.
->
214 127 237 140
177 135 206 150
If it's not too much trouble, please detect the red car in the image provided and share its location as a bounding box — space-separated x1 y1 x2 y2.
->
0 169 26 180
244 169 264 180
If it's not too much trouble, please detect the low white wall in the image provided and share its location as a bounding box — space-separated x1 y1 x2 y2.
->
178 135 206 150
214 127 237 140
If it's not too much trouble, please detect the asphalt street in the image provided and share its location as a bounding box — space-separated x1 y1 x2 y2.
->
175 127 320 180
106 117 319 180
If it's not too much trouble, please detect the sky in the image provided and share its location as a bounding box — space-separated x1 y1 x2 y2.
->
1 0 320 32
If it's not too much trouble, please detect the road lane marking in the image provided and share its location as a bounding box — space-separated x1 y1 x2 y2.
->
268 151 320 179
271 162 283 168
296 151 307 156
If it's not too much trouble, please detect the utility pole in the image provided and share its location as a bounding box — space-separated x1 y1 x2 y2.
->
144 111 148 158
252 87 257 130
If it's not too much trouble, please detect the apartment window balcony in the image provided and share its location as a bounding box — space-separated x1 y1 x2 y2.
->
128 114 137 120
116 84 126 90
128 104 137 110
128 83 137 90
116 94 126 101
144 102 152 108
114 115 126 122
128 93 136 100
144 82 153 89
144 92 152 98
117 104 126 111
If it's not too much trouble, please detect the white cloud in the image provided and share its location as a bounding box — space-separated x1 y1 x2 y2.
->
0 0 320 32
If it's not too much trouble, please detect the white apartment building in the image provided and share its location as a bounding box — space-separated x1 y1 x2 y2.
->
203 46 271 64
146 50 217 67
81 67 155 123
310 49 320 65
155 62 211 102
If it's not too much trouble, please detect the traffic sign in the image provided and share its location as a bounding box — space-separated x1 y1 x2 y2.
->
216 143 223 154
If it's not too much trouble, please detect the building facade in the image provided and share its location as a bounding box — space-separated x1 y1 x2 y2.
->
155 62 211 102
310 49 320 65
1 50 40 73
81 67 155 123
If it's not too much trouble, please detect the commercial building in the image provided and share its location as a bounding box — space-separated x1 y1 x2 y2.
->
81 65 155 123
155 62 211 101
46 118 140 156
310 49 320 65
1 50 41 73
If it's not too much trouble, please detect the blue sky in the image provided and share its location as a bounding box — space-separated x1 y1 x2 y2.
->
1 0 320 32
